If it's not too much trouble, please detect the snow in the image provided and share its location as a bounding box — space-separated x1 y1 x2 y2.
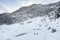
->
0 16 60 40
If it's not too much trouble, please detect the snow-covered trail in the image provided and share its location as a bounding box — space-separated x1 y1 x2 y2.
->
0 16 60 40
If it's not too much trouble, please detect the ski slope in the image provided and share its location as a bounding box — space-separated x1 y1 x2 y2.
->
0 16 60 40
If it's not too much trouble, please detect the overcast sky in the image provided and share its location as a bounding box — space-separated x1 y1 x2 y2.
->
0 0 60 13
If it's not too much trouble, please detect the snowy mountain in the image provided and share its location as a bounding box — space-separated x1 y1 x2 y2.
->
0 1 60 40
0 1 60 25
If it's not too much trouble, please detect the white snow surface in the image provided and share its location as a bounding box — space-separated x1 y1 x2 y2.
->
0 16 60 40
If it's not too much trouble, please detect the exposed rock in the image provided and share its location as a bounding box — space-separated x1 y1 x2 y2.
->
51 29 56 33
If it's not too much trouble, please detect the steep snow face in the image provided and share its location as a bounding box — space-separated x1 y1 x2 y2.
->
0 16 60 40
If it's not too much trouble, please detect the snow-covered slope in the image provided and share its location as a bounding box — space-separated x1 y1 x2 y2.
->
0 1 60 40
0 15 60 40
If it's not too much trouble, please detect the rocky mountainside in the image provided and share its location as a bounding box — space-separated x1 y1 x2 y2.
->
0 1 60 25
